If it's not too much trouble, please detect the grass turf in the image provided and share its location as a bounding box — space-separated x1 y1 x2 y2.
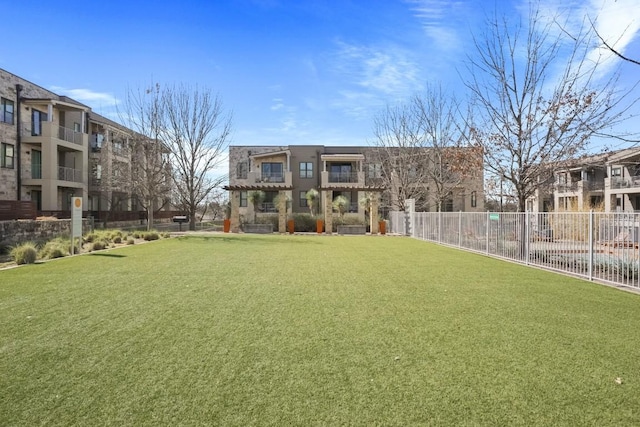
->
1 234 639 426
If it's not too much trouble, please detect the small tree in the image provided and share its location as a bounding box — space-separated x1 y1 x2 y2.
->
274 193 291 212
305 188 319 216
332 195 349 218
247 190 265 223
359 192 373 217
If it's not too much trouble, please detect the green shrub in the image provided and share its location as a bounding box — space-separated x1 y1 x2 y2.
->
92 241 106 251
292 214 319 232
143 232 160 241
113 236 122 244
126 237 135 245
109 230 123 240
39 239 69 260
10 242 38 265
161 232 170 239
256 214 279 229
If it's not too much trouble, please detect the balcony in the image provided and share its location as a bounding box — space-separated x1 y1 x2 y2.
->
246 170 292 187
609 177 640 190
22 121 87 149
58 166 82 183
260 172 285 183
556 180 605 193
321 170 365 188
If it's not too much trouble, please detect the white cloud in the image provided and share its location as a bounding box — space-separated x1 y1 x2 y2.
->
49 86 119 107
270 98 285 111
533 0 640 73
332 40 422 96
404 0 468 52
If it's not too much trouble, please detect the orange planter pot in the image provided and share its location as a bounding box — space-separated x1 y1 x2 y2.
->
379 220 386 235
223 219 231 233
288 219 294 234
316 219 324 234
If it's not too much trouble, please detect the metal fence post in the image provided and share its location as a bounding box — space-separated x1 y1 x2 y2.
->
588 210 594 281
486 211 490 255
525 211 530 265
458 211 462 248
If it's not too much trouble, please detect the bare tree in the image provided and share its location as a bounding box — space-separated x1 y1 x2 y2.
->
464 6 638 212
370 85 481 212
163 85 232 230
121 84 172 230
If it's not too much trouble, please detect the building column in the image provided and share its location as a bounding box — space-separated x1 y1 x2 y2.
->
370 192 379 234
230 190 240 232
323 190 333 234
278 190 287 233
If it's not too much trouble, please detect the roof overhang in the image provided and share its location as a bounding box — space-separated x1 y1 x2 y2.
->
250 149 291 159
22 98 90 112
320 154 365 162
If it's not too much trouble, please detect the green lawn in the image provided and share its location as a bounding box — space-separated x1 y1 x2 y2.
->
1 234 639 426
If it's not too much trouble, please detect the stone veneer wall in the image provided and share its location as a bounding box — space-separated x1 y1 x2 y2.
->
0 69 70 203
0 219 92 249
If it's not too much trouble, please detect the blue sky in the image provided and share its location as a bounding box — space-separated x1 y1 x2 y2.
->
2 0 639 157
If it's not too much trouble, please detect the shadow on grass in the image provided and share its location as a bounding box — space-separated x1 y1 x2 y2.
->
89 253 127 258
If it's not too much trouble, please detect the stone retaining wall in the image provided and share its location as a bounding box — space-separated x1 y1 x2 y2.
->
0 219 91 249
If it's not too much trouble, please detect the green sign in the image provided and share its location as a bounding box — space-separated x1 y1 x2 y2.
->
489 213 500 221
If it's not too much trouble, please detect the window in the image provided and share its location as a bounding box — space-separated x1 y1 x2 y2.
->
329 163 353 182
1 143 14 169
557 173 567 184
367 163 382 179
471 191 477 208
299 162 313 178
1 98 14 124
261 162 283 182
31 109 48 136
612 167 622 177
240 191 248 207
31 150 42 179
236 161 248 179
73 122 81 132
300 191 308 207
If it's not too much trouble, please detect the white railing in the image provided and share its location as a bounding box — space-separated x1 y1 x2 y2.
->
390 211 640 290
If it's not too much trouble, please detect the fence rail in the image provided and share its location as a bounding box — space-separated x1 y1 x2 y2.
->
389 210 640 291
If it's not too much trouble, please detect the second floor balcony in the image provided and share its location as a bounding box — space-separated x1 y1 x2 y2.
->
58 166 83 183
22 121 87 149
556 180 605 194
245 170 292 186
609 177 640 190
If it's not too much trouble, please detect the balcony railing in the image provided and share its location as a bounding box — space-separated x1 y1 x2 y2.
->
23 122 86 147
329 171 358 183
57 126 84 145
58 166 82 183
556 181 605 192
261 202 277 212
611 178 640 189
260 173 284 183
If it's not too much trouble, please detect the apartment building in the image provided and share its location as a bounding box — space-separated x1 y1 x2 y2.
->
526 148 640 213
225 145 485 233
0 68 155 219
